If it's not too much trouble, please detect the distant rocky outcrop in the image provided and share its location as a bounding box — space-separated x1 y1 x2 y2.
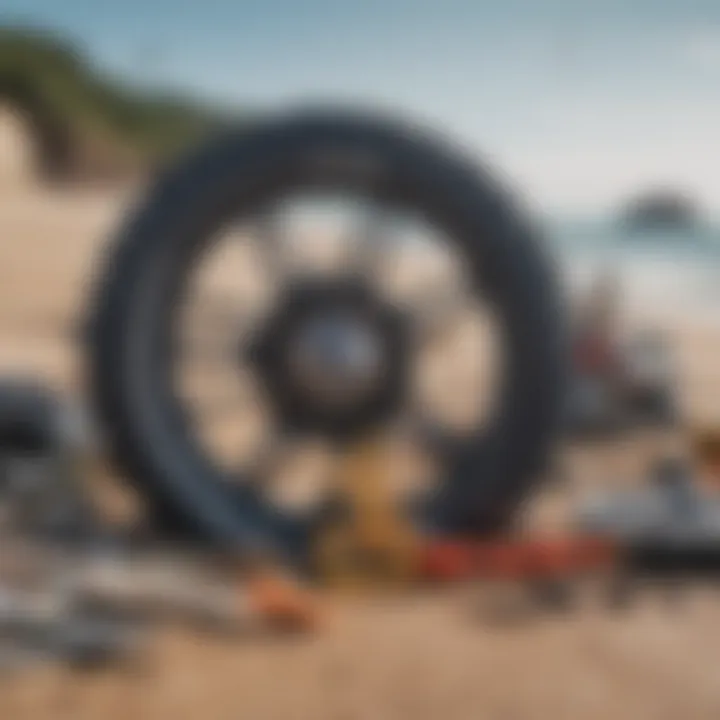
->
619 189 701 231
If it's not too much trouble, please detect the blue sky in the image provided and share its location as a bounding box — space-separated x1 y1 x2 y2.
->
3 1 720 215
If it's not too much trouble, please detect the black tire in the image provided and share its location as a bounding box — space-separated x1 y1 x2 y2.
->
86 109 566 559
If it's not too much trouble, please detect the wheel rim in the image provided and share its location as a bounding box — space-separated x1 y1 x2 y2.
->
157 191 503 539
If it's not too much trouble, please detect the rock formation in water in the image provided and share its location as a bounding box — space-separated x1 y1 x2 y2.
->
620 189 700 231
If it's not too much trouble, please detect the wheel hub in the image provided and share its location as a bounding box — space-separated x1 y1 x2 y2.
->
248 278 409 440
289 311 385 409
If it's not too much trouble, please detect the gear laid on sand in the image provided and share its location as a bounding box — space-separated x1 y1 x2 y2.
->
87 109 565 570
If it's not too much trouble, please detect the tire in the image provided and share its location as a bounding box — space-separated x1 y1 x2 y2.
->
86 108 566 560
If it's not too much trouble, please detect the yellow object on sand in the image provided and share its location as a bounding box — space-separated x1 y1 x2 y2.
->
314 436 420 591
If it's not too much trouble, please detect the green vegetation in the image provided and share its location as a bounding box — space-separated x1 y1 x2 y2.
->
0 26 241 178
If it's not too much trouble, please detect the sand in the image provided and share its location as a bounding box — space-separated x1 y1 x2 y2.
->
2 182 720 719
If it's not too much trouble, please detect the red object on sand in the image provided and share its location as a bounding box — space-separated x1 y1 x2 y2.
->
417 536 616 582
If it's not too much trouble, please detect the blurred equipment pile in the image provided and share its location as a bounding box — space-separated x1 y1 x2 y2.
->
0 378 318 672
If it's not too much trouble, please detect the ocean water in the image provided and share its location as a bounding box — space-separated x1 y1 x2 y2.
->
545 220 720 327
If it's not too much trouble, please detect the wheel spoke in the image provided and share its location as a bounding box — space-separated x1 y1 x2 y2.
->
251 207 294 285
394 406 463 465
344 201 398 283
407 281 472 348
247 433 338 515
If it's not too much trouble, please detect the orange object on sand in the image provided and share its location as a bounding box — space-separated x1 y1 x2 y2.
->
245 571 322 632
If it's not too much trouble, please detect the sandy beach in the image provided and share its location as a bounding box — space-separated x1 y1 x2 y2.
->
2 182 720 719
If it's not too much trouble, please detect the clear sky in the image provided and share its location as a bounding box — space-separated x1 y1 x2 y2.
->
3 1 719 216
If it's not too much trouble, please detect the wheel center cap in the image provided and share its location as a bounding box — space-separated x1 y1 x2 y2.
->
290 312 384 407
